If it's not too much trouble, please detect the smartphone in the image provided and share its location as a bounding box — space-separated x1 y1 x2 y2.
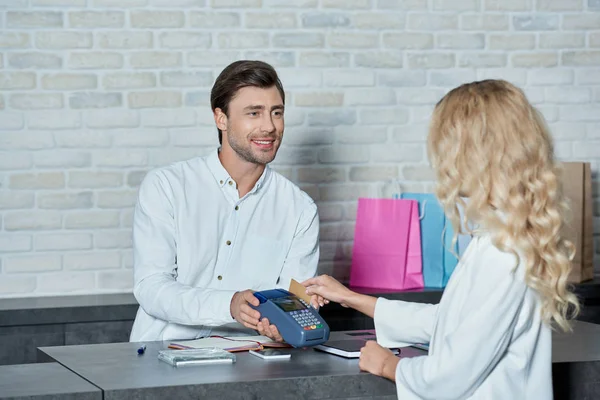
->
249 349 292 360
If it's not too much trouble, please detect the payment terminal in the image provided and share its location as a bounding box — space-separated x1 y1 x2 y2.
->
251 289 330 348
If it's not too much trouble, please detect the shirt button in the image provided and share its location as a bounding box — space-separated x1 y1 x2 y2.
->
234 206 239 211
219 180 223 184
228 181 233 186
218 275 223 281
226 240 231 245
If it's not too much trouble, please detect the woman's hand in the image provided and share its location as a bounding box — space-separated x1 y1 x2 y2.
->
302 275 354 307
359 340 400 381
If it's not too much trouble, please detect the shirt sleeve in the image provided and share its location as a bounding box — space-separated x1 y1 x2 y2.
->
132 170 236 327
393 248 529 400
374 298 438 348
275 201 320 291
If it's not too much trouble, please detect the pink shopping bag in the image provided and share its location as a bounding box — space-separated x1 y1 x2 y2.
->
349 198 424 290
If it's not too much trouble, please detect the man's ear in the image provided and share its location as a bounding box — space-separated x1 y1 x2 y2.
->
214 108 228 132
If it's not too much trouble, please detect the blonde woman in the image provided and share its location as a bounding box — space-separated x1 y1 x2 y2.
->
303 80 579 399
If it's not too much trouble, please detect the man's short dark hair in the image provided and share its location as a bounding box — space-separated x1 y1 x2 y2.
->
210 60 285 145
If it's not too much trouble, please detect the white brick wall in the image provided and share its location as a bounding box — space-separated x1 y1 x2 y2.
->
0 0 599 297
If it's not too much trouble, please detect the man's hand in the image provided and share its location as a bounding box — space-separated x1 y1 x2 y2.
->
230 290 261 330
256 317 284 343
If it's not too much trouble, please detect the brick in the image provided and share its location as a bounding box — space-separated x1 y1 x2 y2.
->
246 12 296 29
320 223 355 242
408 14 458 30
171 128 221 147
7 12 63 28
297 167 346 183
54 131 111 148
591 33 600 48
127 171 147 187
0 153 32 170
95 230 132 249
302 13 350 28
64 211 120 229
0 0 28 6
34 151 91 168
128 91 181 109
537 105 558 122
150 0 205 4
587 123 600 139
278 69 322 88
438 34 485 49
159 32 211 49
0 234 32 253
69 172 122 188
69 11 124 28
33 0 86 4
95 150 147 167
323 69 374 87
316 203 343 222
563 51 600 66
86 110 139 128
477 69 527 86
512 53 558 67
433 0 478 10
377 71 426 87
334 126 388 144
460 14 509 30
350 166 398 182
377 0 427 8
185 91 210 107
355 52 403 68
351 13 405 29
323 0 369 7
546 87 592 104
0 72 36 90
320 184 371 201
142 109 195 128
0 112 20 131
523 87 545 104
407 54 455 69
383 33 433 49
561 106 600 121
98 270 133 289
130 52 181 69
529 69 574 86
459 53 507 68
36 272 96 294
300 52 350 67
573 142 600 158
295 92 344 107
563 15 600 29
0 33 30 49
433 71 479 87
211 0 260 6
10 172 64 190
0 192 35 209
64 251 121 270
123 250 134 268
282 127 333 145
576 69 600 84
42 74 97 90
189 12 240 28
318 146 369 163
402 165 436 180
539 33 585 49
538 0 582 10
69 92 121 109
113 130 169 147
97 32 153 49
4 211 62 230
392 124 428 142
160 71 212 88
35 233 92 251
243 51 295 68
268 147 316 166
370 144 423 162
591 0 600 9
359 108 410 125
9 53 62 69
489 34 535 50
103 72 155 89
513 15 559 31
0 132 54 150
69 52 123 69
92 0 148 5
265 0 316 5
4 254 61 273
548 122 586 139
485 0 533 10
273 33 324 48
308 110 356 126
131 11 184 28
218 32 269 49
121 209 134 228
38 192 93 209
10 94 63 110
35 32 92 49
327 32 378 49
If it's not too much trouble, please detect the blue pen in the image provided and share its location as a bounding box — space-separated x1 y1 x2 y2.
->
137 344 146 355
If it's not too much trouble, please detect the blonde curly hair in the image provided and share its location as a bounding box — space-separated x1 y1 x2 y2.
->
427 79 580 332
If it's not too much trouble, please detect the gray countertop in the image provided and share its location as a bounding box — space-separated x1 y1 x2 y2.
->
0 362 101 400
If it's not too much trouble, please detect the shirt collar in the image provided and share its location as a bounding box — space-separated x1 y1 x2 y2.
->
206 148 271 192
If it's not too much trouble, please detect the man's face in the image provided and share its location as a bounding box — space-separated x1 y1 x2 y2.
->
217 85 284 166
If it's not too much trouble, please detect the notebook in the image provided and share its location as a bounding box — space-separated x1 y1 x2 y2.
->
169 335 290 352
314 339 400 359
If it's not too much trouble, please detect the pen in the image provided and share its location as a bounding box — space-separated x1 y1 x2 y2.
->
137 344 146 355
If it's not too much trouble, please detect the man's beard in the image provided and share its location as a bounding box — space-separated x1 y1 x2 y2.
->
226 125 279 165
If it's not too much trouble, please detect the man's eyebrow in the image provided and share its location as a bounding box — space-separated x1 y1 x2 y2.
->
242 105 285 111
271 105 284 111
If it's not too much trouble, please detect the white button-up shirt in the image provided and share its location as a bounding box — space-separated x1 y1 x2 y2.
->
129 149 320 342
375 234 552 399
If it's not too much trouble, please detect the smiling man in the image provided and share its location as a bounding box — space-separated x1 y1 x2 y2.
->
129 60 320 343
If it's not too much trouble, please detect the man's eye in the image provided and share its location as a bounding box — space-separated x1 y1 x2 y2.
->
248 112 258 116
